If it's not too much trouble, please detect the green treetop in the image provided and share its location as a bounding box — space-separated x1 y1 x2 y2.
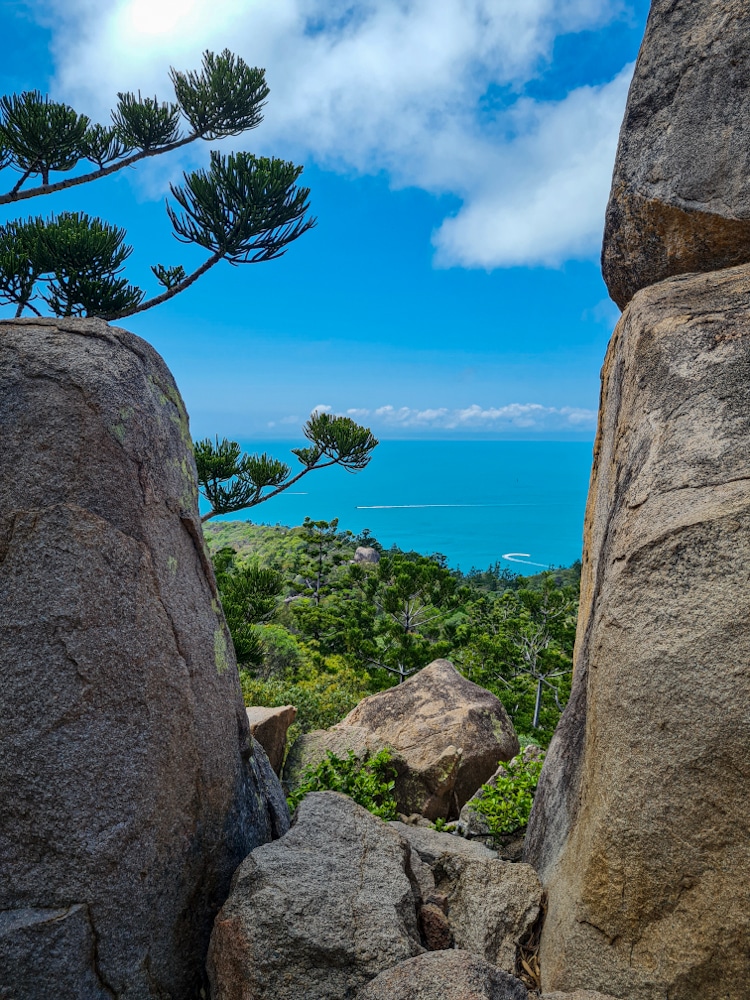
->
0 49 314 320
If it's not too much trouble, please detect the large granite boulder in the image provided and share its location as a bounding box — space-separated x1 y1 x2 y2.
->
356 951 529 1000
207 792 423 999
284 659 518 819
525 267 750 999
246 704 297 774
0 318 287 999
602 0 750 308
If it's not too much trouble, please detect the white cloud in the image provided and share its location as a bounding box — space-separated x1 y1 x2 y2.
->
328 402 596 430
310 403 333 414
39 0 632 268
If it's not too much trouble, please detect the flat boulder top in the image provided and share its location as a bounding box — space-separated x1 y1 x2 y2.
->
388 822 498 867
245 705 296 727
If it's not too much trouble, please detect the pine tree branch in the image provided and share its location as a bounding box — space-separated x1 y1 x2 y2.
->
0 132 201 205
199 458 339 522
110 247 223 319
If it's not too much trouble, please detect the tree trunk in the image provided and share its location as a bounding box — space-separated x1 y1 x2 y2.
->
532 678 543 728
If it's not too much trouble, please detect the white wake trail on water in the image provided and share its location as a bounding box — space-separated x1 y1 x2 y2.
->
502 552 550 568
356 503 536 509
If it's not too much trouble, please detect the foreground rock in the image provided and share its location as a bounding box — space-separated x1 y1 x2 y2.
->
285 660 518 818
602 0 750 308
393 824 542 976
208 792 423 999
525 268 750 998
246 704 297 774
542 993 619 1000
0 318 286 999
357 951 529 1000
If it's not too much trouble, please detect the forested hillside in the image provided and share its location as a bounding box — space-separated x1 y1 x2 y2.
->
203 520 581 747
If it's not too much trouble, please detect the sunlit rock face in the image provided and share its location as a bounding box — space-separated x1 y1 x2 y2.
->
0 317 288 999
525 268 750 999
603 0 750 309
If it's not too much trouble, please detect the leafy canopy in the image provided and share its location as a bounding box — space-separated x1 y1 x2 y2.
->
0 50 315 319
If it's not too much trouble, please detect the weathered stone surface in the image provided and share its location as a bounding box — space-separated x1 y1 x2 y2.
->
249 738 291 839
392 824 542 976
542 993 620 1000
0 318 284 999
207 792 423 1000
447 860 542 975
419 902 454 951
356 951 529 1000
0 906 111 1000
602 1 750 308
389 821 499 868
285 660 518 819
246 704 296 774
526 269 750 999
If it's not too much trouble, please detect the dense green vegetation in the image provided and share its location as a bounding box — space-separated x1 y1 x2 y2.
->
471 754 546 836
287 748 399 820
204 520 580 749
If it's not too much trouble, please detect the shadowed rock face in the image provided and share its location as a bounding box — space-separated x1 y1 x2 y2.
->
602 0 750 308
0 318 288 999
526 268 750 999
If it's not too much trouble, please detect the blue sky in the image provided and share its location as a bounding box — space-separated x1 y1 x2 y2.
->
2 0 650 440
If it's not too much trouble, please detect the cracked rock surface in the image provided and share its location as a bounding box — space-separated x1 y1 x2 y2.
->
0 318 288 999
356 950 529 1000
525 268 750 998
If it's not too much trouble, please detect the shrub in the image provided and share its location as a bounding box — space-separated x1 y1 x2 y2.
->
471 753 545 836
287 748 398 820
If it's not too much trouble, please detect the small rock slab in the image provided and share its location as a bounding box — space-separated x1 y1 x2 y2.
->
245 705 297 775
356 950 529 999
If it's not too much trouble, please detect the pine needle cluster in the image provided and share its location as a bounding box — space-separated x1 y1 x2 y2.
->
0 50 315 319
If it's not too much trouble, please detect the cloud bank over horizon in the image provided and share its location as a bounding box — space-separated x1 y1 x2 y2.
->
269 400 597 433
38 0 633 270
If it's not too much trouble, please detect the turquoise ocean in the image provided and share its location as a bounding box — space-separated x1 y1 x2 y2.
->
214 440 595 573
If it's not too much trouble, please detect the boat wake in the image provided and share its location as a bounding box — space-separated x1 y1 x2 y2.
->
502 552 550 569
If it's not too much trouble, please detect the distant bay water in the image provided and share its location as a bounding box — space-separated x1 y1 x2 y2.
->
207 440 594 572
